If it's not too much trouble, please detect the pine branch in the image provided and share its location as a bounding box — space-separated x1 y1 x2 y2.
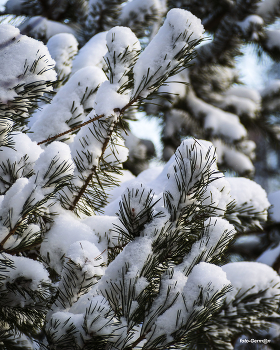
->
0 214 29 251
68 96 139 213
37 114 105 145
68 117 118 213
126 334 146 350
37 94 139 147
0 153 73 253
68 166 99 212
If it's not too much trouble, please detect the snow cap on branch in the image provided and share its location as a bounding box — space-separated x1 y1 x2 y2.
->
0 24 56 104
71 32 108 75
227 177 270 226
105 26 140 86
222 261 280 301
133 8 204 98
47 33 78 81
31 66 107 143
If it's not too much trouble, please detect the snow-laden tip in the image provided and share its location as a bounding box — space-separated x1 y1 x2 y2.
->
166 8 204 42
133 8 204 98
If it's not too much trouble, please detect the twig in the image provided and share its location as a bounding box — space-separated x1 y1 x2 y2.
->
37 95 139 146
37 114 105 145
68 165 98 211
68 97 139 212
0 215 28 250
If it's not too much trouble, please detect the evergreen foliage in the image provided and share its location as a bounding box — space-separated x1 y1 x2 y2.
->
1 1 280 349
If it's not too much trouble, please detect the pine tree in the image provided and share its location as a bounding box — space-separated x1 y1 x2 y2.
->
1 1 280 349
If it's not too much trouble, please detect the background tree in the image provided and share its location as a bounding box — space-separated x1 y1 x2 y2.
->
3 0 280 177
1 1 280 349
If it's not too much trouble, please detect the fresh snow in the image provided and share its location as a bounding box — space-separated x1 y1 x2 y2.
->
71 32 108 75
31 66 107 143
222 261 280 300
0 24 56 104
47 33 78 79
227 177 270 224
133 8 204 98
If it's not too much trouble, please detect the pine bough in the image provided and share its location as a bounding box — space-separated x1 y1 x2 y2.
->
0 8 279 350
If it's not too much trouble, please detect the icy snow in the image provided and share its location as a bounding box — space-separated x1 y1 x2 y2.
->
157 73 188 102
261 79 280 97
184 262 230 308
0 119 13 146
101 236 152 281
257 0 280 20
82 215 125 248
94 27 140 115
53 240 106 309
69 111 122 175
221 94 259 119
105 26 140 85
47 311 85 347
225 85 261 105
97 236 152 301
83 296 124 338
33 141 74 186
94 81 130 116
238 15 264 34
5 0 25 13
212 139 254 175
104 139 231 217
120 0 163 25
204 108 246 141
68 295 127 342
187 90 247 141
179 217 235 273
0 178 36 228
20 16 76 41
147 263 230 344
0 132 43 193
161 139 232 216
103 132 129 166
3 133 42 165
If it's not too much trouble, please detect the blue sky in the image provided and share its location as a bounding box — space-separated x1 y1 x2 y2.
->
0 0 6 11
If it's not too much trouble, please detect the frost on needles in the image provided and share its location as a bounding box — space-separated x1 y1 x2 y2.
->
0 7 280 350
